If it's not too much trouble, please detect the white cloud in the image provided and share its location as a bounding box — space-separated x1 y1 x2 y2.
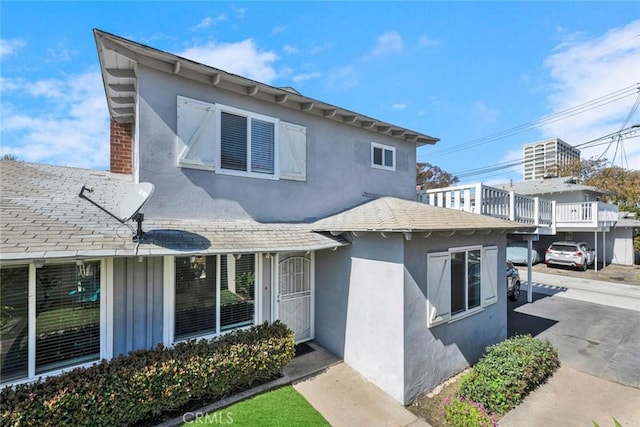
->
192 14 227 30
283 44 299 54
44 41 77 63
310 42 333 55
417 35 440 48
179 39 278 82
272 25 287 35
0 70 110 169
471 101 500 126
293 72 322 83
364 31 403 59
541 20 640 170
326 66 359 90
0 38 26 58
392 103 407 111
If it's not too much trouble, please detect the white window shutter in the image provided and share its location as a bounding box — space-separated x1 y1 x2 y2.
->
482 246 498 307
279 122 306 181
427 252 451 327
177 96 216 170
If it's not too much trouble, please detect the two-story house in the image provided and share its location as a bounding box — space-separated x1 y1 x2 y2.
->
0 29 534 405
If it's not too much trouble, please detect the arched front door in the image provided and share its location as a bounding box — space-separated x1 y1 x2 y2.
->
277 254 312 342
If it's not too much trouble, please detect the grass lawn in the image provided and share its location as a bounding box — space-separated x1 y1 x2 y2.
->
185 386 329 426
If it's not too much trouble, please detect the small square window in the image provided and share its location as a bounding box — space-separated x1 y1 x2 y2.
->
371 142 395 171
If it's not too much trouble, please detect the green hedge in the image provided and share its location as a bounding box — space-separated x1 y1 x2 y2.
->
1 321 295 426
457 334 559 415
443 396 495 427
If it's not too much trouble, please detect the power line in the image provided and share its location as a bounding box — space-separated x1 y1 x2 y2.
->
450 132 640 180
418 83 640 161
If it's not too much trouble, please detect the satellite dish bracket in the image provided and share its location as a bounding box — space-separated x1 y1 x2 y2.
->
79 183 154 242
79 186 125 224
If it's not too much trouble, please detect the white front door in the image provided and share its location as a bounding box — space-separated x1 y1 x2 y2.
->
277 254 313 342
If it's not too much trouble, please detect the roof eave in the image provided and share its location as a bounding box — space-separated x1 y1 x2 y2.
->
93 29 438 145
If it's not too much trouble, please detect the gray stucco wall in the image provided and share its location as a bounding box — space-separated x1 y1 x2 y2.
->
402 232 508 404
315 234 406 403
316 232 509 404
112 257 164 356
315 245 352 357
135 66 417 222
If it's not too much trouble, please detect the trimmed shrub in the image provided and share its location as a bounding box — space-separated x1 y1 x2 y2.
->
443 396 496 427
458 334 559 415
0 321 295 426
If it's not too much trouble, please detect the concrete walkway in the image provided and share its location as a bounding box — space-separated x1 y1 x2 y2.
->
294 363 429 427
500 365 640 427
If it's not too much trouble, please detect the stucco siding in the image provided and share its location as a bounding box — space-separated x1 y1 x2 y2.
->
402 232 508 404
135 67 416 222
315 234 406 403
315 245 352 357
112 257 164 356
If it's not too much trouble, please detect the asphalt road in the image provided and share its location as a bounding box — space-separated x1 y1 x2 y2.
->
508 274 640 389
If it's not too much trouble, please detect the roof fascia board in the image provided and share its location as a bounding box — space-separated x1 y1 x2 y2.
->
94 29 438 146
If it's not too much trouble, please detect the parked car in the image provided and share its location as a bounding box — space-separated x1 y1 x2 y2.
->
506 261 521 301
545 241 595 271
507 242 542 265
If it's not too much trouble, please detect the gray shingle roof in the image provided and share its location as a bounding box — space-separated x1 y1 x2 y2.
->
312 197 536 233
0 161 346 261
496 177 615 197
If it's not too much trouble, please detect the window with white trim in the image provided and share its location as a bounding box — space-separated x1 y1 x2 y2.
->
0 260 106 384
177 96 306 181
172 254 257 342
426 246 498 327
219 107 277 177
371 142 395 171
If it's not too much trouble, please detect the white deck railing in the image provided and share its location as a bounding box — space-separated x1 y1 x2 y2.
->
418 184 553 227
417 184 618 232
555 201 619 228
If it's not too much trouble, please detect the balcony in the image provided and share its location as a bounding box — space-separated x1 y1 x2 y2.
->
555 201 618 230
418 183 618 234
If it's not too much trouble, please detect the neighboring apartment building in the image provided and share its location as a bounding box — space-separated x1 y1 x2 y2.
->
522 138 581 181
0 29 534 405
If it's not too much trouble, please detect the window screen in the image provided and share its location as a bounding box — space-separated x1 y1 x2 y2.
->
0 266 29 381
251 118 275 174
220 112 248 171
373 147 383 166
220 254 255 332
175 256 217 340
35 262 101 374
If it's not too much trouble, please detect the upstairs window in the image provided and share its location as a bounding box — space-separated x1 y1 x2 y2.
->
177 96 306 181
219 107 277 177
371 142 395 171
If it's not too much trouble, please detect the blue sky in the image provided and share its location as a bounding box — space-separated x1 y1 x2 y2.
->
1 1 639 184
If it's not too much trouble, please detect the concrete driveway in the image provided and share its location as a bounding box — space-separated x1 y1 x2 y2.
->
501 272 640 426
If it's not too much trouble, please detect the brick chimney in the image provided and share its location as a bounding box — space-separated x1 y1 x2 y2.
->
110 119 132 174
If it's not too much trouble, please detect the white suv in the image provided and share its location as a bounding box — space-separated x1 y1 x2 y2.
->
545 241 595 271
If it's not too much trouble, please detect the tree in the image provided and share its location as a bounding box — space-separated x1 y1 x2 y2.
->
1 154 18 161
417 162 460 190
586 166 640 212
547 156 608 181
